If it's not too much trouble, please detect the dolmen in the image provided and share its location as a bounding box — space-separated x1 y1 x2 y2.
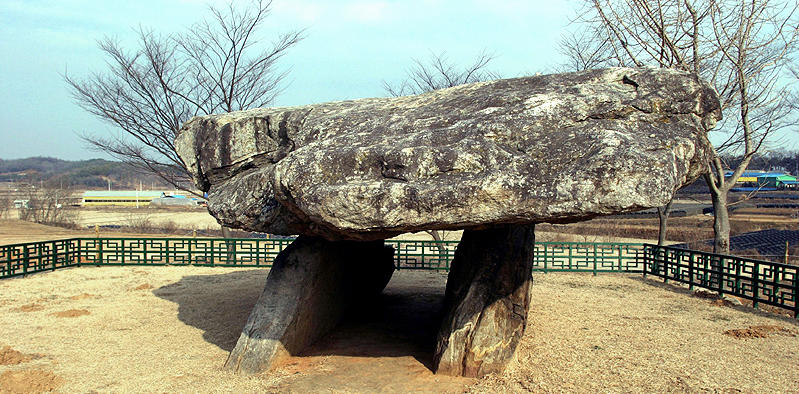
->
175 67 720 377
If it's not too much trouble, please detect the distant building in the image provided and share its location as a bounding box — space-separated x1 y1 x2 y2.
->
149 194 205 207
81 191 165 207
727 171 798 191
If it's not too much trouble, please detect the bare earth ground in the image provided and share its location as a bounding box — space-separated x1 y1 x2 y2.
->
76 208 220 230
1 266 797 393
0 219 187 245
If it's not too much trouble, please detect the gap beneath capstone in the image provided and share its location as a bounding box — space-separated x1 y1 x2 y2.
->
225 226 535 379
264 270 475 391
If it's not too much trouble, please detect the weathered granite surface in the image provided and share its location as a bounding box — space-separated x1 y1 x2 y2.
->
176 67 720 240
434 224 535 377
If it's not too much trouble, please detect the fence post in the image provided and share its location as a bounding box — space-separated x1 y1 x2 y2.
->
22 244 29 275
688 251 694 291
793 269 798 319
543 244 548 273
568 244 574 270
642 246 648 278
592 244 597 276
715 256 724 295
210 239 216 267
188 237 194 266
75 239 81 267
51 240 57 271
421 242 426 269
752 261 759 310
96 239 104 266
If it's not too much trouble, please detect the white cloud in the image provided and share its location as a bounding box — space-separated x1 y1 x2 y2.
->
342 1 390 23
272 0 400 25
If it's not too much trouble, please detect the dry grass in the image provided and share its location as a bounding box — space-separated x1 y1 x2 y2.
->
1 266 797 392
470 274 799 393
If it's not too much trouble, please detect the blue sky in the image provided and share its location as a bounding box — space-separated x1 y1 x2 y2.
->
4 0 790 161
0 0 573 160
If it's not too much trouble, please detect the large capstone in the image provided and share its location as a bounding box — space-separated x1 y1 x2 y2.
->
176 67 718 241
175 67 720 377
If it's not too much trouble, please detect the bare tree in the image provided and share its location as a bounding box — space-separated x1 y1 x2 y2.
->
383 50 499 97
17 183 77 227
65 0 304 195
565 0 798 252
557 28 616 72
656 200 674 246
384 51 499 245
0 194 9 219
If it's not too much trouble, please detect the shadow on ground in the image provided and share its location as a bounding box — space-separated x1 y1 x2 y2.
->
153 269 268 351
153 270 449 370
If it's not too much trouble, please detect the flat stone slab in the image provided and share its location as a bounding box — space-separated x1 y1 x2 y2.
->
176 67 719 240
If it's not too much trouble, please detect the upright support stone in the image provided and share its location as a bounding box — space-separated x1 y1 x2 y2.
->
225 236 395 374
434 224 535 378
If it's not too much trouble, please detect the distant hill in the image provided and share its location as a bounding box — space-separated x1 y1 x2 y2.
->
0 157 171 190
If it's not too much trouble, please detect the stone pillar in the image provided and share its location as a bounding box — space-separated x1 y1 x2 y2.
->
434 224 535 378
225 235 395 374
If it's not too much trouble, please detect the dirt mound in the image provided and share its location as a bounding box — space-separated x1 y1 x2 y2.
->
68 293 95 300
723 325 796 339
0 369 62 393
51 309 90 318
133 284 154 291
692 290 742 307
14 304 44 313
692 289 719 299
0 346 33 365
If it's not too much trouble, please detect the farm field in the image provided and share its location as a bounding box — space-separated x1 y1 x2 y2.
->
1 266 797 392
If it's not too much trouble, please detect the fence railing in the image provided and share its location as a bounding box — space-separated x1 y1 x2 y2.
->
2 237 796 317
0 239 80 278
534 242 644 273
643 244 798 318
1 237 642 277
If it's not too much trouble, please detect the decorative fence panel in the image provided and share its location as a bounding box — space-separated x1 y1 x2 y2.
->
75 238 294 267
0 239 79 278
534 242 644 273
643 244 798 318
387 240 458 270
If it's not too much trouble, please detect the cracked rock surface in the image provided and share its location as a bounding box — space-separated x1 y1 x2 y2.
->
176 67 719 241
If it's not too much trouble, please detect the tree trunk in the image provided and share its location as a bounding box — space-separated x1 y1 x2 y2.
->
434 224 535 378
708 188 731 254
225 236 395 374
657 198 674 246
221 226 237 262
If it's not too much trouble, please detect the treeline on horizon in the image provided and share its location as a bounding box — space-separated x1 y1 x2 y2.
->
0 157 171 190
4 150 799 192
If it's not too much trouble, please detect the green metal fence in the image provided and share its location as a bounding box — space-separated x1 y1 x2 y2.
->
1 237 642 277
2 237 795 317
0 238 79 278
643 244 798 318
534 242 644 273
74 238 294 267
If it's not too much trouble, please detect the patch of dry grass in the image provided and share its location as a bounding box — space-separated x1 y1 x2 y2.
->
470 273 799 393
